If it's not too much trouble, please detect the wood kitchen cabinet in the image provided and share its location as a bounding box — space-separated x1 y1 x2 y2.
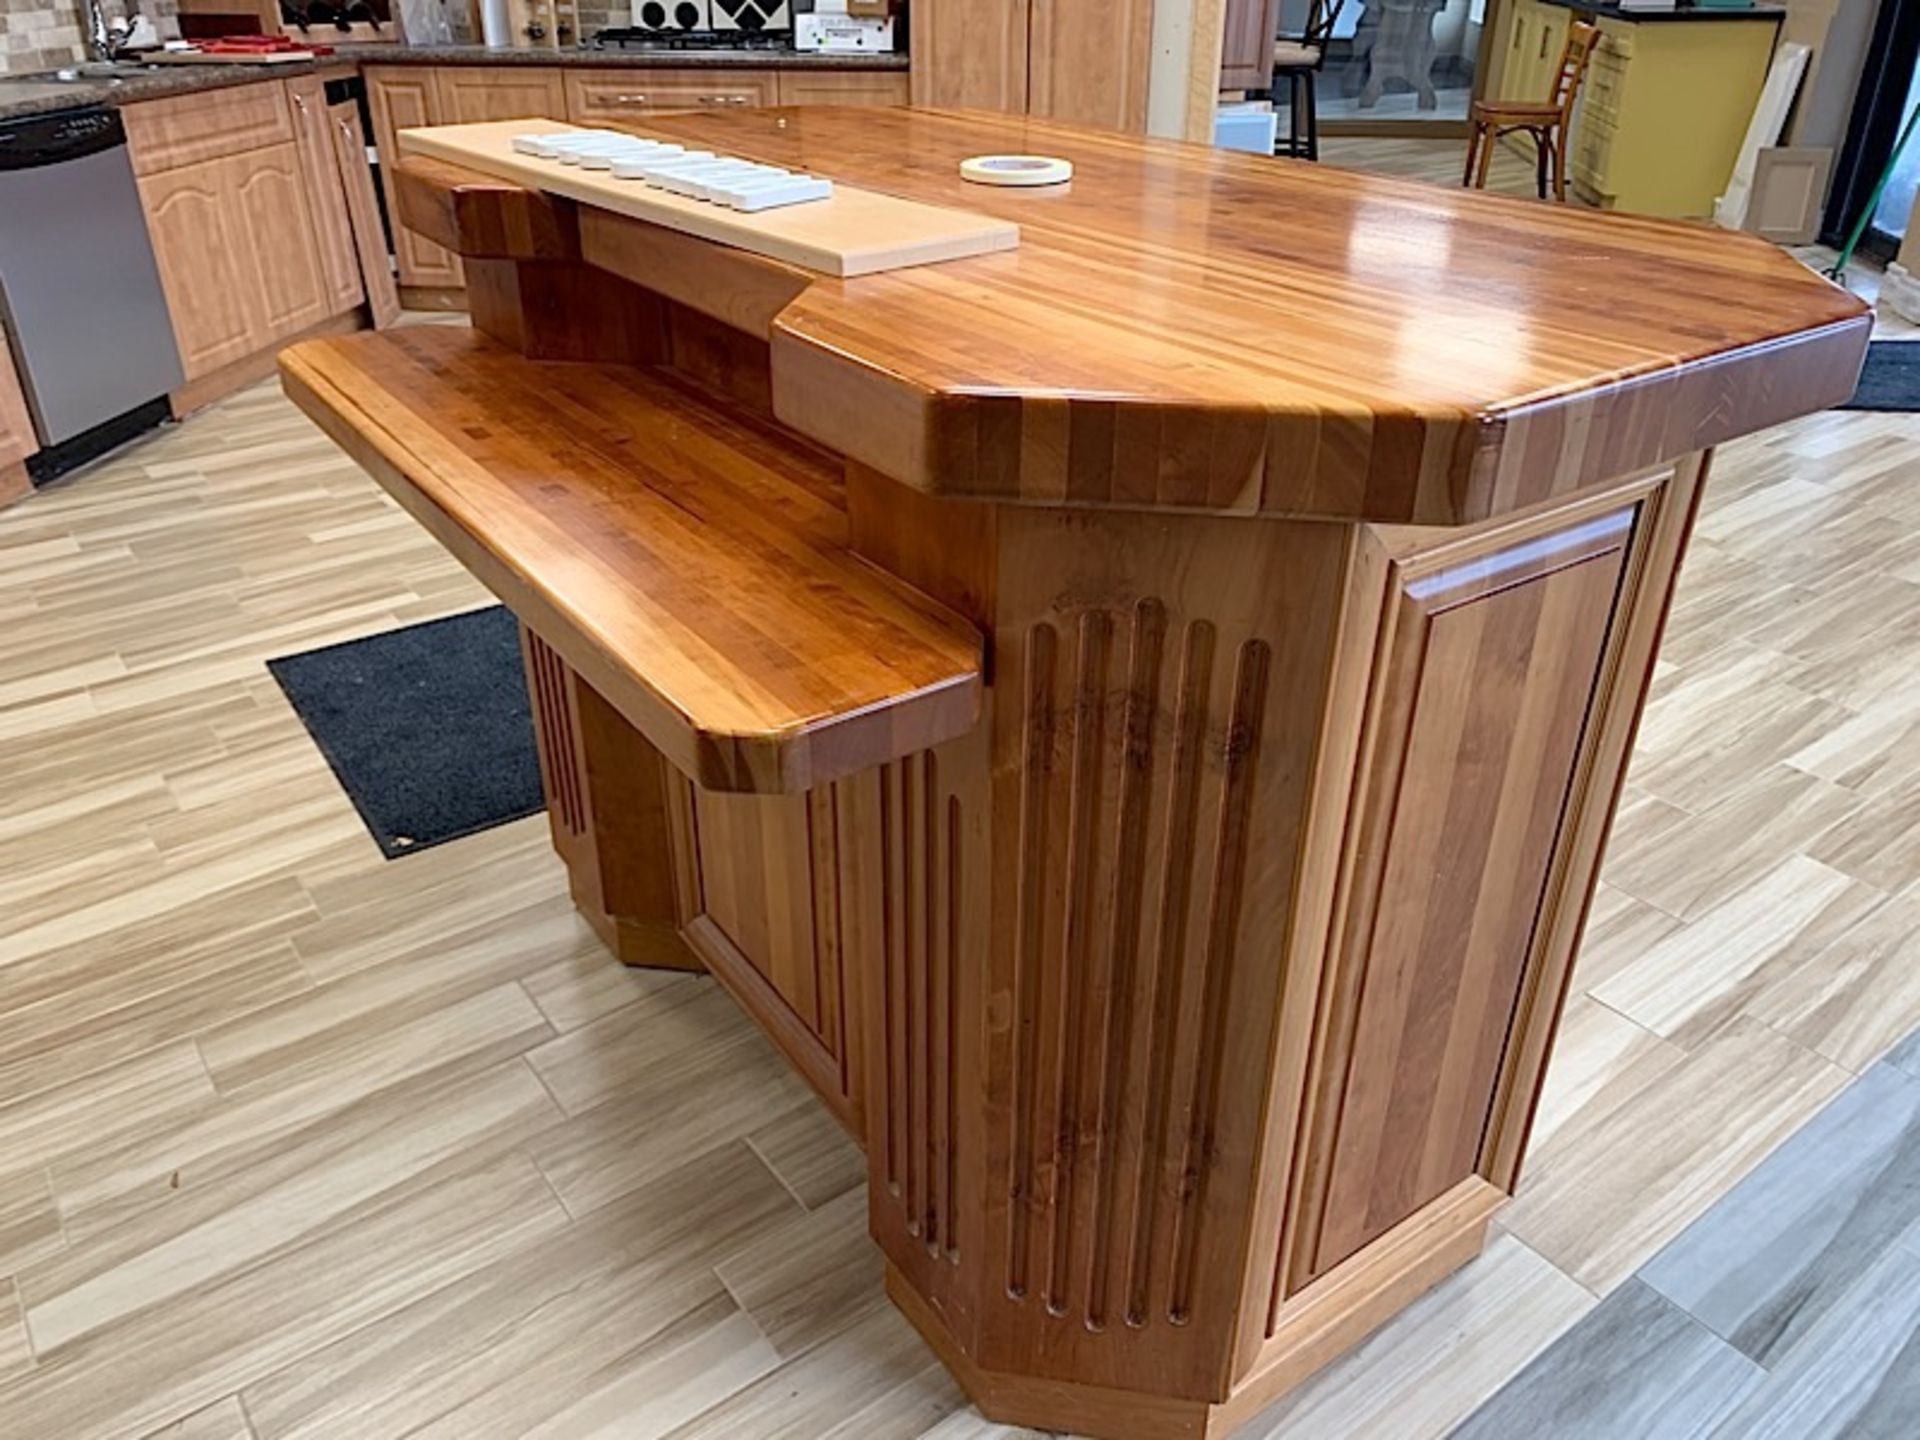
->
0 332 36 501
563 69 780 125
432 65 569 124
140 145 330 381
774 69 910 108
910 0 1155 132
288 74 364 321
1221 0 1282 90
1028 0 1154 131
330 97 403 330
126 77 374 403
367 67 463 292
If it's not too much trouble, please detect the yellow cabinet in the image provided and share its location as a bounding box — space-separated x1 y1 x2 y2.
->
1487 1 1779 218
1570 16 1778 218
1498 0 1570 105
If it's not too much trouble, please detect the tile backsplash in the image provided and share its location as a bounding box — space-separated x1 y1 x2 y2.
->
0 0 180 75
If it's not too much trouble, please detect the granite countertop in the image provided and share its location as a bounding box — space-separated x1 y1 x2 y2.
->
1538 1 1788 21
0 41 906 122
367 42 907 70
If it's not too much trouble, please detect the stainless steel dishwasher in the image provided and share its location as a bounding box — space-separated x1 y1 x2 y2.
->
0 104 184 483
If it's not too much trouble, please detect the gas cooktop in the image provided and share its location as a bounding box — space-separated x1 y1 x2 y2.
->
588 29 793 51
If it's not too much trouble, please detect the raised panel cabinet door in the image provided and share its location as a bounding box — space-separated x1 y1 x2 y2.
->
909 0 1030 112
563 69 779 125
329 101 402 329
774 70 912 108
1028 0 1155 131
366 67 463 290
287 74 363 318
431 65 569 123
1297 505 1639 1283
0 332 36 468
137 159 260 380
692 784 858 1123
1221 0 1282 90
226 143 331 345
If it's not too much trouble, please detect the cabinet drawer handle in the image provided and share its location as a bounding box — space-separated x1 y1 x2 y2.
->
615 93 649 104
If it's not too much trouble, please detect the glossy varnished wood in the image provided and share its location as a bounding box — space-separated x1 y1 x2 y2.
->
276 123 1886 1440
280 328 983 793
2 280 1917 1439
569 106 1868 523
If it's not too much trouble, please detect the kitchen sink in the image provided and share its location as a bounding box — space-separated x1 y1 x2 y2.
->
1 60 167 86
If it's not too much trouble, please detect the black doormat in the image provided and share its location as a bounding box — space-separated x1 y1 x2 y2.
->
1841 340 1920 412
268 606 543 859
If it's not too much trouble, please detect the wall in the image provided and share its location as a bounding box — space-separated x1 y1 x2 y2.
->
1785 0 1880 152
0 0 180 74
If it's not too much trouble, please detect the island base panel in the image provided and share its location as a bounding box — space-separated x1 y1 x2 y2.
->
522 626 703 974
499 463 1699 1437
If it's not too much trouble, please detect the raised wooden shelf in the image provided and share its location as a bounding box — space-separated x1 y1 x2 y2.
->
281 326 983 793
398 119 1021 278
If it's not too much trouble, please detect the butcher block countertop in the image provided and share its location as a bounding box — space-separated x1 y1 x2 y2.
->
567 106 1870 524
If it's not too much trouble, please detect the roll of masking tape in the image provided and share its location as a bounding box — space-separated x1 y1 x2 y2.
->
960 155 1074 187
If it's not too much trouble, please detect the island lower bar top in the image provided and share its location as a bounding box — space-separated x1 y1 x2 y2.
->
282 107 1868 1440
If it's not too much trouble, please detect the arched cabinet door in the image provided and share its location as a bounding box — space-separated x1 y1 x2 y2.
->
228 144 330 345
138 161 258 380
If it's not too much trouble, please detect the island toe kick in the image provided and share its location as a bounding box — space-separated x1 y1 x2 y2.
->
283 106 1870 1439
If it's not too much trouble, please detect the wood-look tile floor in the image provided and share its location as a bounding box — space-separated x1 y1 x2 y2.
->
2 142 1917 1438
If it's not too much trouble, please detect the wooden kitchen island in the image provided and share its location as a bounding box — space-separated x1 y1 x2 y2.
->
281 108 1867 1439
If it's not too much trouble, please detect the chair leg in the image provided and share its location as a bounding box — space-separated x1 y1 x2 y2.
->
1288 72 1307 159
1553 126 1570 202
1474 124 1496 190
1304 70 1320 162
1463 119 1482 188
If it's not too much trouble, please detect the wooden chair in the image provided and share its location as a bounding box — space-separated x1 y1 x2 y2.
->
1272 0 1347 161
1463 20 1600 201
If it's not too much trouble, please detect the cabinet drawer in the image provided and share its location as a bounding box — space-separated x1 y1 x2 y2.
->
563 69 778 124
124 82 295 176
775 69 911 108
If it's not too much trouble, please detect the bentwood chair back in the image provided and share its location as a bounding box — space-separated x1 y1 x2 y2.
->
1462 19 1601 202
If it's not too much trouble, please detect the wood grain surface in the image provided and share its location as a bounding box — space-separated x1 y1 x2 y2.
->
419 105 1866 524
398 120 1022 279
279 327 983 794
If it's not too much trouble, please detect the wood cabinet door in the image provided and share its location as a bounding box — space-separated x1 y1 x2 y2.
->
774 69 911 108
1221 0 1281 90
330 100 402 330
1294 503 1640 1284
431 65 569 123
692 785 862 1128
287 74 363 319
1029 0 1155 132
910 0 1030 112
228 143 331 345
0 334 36 470
563 69 779 126
138 159 261 380
367 67 463 290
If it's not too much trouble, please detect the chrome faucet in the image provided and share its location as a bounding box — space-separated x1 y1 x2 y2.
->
81 0 138 62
